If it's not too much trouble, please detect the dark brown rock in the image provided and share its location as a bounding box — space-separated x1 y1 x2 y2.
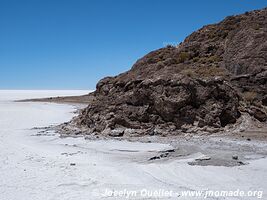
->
66 8 267 137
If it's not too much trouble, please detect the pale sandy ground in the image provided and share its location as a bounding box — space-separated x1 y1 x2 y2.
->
0 90 266 200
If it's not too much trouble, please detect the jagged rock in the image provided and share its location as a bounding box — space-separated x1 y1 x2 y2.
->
232 155 239 160
250 107 267 122
262 95 267 106
65 8 267 137
108 128 125 137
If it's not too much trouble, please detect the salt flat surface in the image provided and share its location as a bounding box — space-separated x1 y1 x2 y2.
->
0 90 92 101
0 90 266 200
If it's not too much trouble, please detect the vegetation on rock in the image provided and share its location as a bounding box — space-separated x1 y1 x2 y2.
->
65 7 267 136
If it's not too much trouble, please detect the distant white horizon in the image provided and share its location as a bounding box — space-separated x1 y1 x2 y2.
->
0 90 93 101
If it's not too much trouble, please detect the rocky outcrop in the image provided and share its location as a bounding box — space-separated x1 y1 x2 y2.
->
64 8 267 137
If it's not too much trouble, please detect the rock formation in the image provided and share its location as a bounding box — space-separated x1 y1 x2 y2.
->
63 8 267 137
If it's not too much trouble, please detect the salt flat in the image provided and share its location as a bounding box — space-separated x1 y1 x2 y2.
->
0 90 266 200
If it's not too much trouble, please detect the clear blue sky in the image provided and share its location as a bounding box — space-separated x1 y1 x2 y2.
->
0 0 266 89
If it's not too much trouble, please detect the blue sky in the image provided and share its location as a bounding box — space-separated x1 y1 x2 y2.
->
0 0 266 89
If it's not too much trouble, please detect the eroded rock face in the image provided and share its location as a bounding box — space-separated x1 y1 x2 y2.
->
68 8 267 136
72 77 241 135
